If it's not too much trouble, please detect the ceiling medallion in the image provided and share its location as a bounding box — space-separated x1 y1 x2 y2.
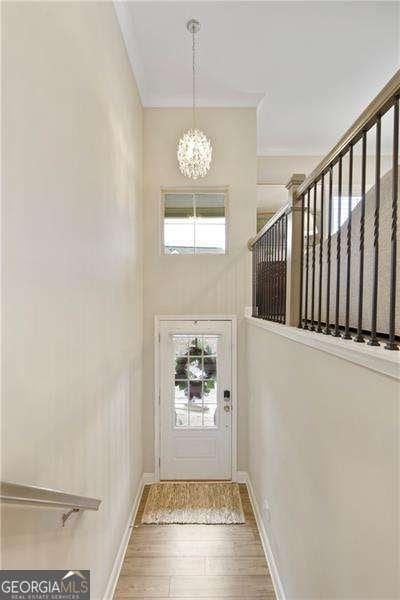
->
177 19 212 180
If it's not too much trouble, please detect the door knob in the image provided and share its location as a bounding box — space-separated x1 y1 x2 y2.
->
224 405 231 412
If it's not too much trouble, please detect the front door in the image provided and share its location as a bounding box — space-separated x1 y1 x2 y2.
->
159 320 232 480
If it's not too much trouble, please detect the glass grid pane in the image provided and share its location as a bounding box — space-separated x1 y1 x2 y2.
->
173 334 218 429
164 193 226 255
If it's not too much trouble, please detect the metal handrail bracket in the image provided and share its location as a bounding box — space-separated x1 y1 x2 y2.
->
1 481 101 526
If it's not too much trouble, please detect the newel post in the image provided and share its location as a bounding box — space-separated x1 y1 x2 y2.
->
285 174 306 326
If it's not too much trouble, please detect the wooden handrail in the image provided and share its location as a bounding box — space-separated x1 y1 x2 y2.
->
248 202 291 250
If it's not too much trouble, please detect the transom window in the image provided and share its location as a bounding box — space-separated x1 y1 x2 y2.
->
173 334 218 428
163 192 226 254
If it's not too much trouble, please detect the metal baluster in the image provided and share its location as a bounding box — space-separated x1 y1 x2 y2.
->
298 194 305 328
255 240 259 317
252 238 256 317
265 229 271 319
355 131 367 343
281 216 286 322
276 218 282 323
262 233 266 319
368 117 381 346
317 175 324 332
265 232 269 320
281 216 285 322
258 236 261 317
334 156 342 336
283 215 287 323
253 240 256 315
271 225 276 321
278 216 283 323
275 223 278 321
385 96 399 350
343 145 353 339
267 231 270 319
273 223 277 321
324 167 333 334
276 223 279 322
267 229 271 320
259 238 262 318
304 190 311 329
255 241 258 318
310 185 317 330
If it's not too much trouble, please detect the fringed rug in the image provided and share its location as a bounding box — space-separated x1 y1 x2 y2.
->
141 481 245 525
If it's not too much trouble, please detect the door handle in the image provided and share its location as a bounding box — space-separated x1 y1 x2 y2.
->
224 405 231 412
224 389 231 401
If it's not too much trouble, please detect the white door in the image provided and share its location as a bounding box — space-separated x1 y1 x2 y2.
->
159 320 233 480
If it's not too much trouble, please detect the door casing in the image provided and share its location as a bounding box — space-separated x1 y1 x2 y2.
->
154 315 237 482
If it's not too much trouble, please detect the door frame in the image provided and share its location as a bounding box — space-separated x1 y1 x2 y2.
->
154 314 237 482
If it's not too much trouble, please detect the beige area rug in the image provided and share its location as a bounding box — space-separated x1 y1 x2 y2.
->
141 481 245 525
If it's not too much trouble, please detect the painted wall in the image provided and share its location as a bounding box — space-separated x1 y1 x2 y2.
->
257 154 393 214
246 319 399 599
1 3 143 597
143 107 257 473
257 156 322 211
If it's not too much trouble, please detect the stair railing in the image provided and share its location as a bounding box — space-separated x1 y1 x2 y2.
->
249 70 400 349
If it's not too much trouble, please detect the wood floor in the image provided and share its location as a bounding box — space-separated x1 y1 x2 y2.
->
114 484 276 599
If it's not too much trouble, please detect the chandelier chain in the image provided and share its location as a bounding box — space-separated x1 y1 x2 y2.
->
177 19 212 179
192 27 196 128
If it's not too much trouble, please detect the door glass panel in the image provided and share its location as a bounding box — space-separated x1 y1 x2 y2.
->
172 334 220 429
204 380 217 403
175 381 188 400
188 337 203 356
203 336 218 355
203 357 216 379
175 356 188 380
174 382 188 427
188 357 203 379
174 335 191 357
203 404 217 427
175 403 188 427
189 380 202 400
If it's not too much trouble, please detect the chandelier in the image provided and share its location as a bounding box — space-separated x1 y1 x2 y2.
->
177 19 212 179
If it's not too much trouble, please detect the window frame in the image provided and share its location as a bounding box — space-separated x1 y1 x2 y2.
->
160 187 229 256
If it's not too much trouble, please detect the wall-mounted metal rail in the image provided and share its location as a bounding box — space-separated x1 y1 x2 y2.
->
1 481 101 526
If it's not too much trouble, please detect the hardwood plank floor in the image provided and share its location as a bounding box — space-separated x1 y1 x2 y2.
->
114 484 276 599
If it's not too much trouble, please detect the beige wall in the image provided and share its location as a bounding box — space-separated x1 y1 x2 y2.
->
257 154 393 215
143 107 257 473
1 2 143 597
257 156 322 212
246 320 399 599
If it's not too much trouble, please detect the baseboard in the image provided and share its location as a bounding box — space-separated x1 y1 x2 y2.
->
103 474 146 600
142 472 156 484
103 470 284 600
234 470 248 483
245 473 286 600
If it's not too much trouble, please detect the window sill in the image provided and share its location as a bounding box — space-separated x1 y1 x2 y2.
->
244 311 400 381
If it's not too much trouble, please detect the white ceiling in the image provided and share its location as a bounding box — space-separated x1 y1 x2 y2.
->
115 1 399 155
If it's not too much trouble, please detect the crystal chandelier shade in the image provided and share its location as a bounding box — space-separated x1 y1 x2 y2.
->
177 20 212 179
177 128 212 179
